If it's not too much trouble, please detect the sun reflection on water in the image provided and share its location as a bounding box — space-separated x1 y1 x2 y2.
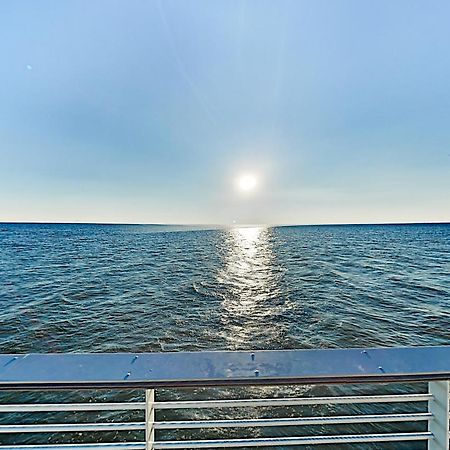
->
218 226 287 348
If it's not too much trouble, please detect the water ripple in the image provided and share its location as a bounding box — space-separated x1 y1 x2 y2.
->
0 223 449 353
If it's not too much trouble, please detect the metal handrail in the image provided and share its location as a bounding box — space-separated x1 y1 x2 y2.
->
0 347 449 450
1 346 450 389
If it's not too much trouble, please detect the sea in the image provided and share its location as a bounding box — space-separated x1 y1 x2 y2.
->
1 222 449 448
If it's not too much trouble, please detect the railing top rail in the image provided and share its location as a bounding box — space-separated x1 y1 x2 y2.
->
0 346 449 390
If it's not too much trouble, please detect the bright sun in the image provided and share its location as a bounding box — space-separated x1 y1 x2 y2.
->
237 174 258 192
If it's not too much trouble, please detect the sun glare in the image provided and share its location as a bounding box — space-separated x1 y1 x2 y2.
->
237 174 258 193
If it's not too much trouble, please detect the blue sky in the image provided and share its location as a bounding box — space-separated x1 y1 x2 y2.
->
1 0 449 224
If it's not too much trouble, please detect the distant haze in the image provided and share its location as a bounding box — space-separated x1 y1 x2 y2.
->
1 1 449 225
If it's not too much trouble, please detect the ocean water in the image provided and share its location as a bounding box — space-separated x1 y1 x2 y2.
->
1 222 450 449
1 222 449 353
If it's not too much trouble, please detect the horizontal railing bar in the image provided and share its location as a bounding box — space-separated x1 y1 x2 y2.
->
0 444 145 450
0 422 145 433
0 394 431 413
154 412 432 429
0 403 145 413
1 375 448 390
154 393 432 409
0 434 433 450
0 413 433 433
153 432 433 448
0 414 430 433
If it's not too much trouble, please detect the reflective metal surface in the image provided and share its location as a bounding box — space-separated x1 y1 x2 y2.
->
0 346 449 389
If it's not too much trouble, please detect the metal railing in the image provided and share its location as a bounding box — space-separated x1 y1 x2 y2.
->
0 346 449 449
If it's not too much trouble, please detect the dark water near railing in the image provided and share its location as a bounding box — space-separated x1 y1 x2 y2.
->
1 222 450 448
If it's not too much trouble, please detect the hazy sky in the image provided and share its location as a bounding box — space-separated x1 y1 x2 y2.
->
1 0 449 225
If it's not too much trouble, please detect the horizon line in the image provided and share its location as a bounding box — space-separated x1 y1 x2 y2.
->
1 220 449 228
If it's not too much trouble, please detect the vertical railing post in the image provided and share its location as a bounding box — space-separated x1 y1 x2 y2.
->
145 389 155 450
428 381 449 450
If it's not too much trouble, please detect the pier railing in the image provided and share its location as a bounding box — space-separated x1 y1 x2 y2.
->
0 346 449 449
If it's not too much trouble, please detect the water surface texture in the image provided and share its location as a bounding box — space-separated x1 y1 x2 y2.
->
1 223 449 353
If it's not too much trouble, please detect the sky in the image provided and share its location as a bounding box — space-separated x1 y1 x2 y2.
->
0 0 449 225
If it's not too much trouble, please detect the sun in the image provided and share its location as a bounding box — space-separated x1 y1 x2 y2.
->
237 174 258 193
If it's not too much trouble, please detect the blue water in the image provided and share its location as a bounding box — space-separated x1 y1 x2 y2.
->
1 222 449 353
1 223 450 448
